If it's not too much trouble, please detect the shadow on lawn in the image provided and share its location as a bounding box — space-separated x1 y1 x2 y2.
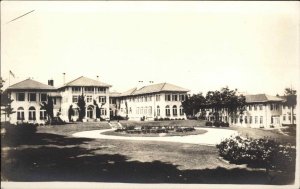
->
1 133 295 185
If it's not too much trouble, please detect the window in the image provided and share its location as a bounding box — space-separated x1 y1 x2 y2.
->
72 96 78 103
156 94 160 101
28 93 36 102
17 107 25 120
72 87 81 93
239 116 243 123
87 106 93 118
100 108 107 115
293 115 296 121
260 116 263 124
249 116 252 124
249 105 252 111
28 106 36 120
172 94 178 101
283 115 286 121
254 105 257 111
96 87 106 93
84 87 94 93
165 105 170 116
99 96 106 104
288 115 291 121
149 96 152 101
172 105 177 116
270 104 273 110
40 108 47 120
179 94 185 101
245 116 248 124
255 116 258 124
136 107 140 114
16 93 25 101
165 94 171 101
180 106 184 115
259 105 263 110
129 107 132 113
40 93 47 102
53 98 57 105
157 106 160 116
86 95 93 103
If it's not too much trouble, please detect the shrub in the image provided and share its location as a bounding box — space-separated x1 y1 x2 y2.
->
216 136 296 173
2 122 37 144
205 121 213 126
213 121 221 127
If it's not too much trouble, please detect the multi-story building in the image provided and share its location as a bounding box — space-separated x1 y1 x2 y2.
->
116 83 189 121
6 78 60 124
58 76 111 121
205 94 297 128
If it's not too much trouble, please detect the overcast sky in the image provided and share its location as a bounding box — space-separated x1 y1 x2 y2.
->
1 1 299 95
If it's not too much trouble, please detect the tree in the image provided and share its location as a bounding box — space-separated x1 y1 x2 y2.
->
182 93 206 117
206 87 246 122
40 95 54 124
93 100 100 119
68 105 75 122
284 88 297 125
1 90 15 122
77 93 86 121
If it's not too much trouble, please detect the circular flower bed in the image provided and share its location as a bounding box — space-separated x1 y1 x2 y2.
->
102 126 207 137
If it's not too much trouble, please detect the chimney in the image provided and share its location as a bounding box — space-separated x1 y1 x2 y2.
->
48 79 54 86
63 73 66 85
97 75 99 80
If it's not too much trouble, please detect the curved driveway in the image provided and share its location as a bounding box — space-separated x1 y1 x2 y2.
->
72 128 238 146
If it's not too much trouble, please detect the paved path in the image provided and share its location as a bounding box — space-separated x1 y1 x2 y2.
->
72 128 238 146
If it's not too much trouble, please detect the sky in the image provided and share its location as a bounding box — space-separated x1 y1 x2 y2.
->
1 1 299 96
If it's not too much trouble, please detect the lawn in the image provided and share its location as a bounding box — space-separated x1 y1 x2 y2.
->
1 120 296 184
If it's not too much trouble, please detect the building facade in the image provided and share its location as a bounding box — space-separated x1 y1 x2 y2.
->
205 94 297 128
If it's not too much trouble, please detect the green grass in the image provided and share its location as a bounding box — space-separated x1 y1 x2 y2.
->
1 120 296 184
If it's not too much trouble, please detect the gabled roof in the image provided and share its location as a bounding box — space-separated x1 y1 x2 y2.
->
120 83 189 97
60 76 111 88
7 78 56 91
245 94 283 103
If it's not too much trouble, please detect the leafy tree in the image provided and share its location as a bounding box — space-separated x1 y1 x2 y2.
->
182 93 206 117
77 93 86 121
206 87 246 122
40 95 54 124
1 90 15 122
284 88 297 125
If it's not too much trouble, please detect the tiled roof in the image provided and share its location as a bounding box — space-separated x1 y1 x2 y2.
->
120 83 189 96
60 76 111 88
109 92 122 97
245 94 283 103
7 78 56 91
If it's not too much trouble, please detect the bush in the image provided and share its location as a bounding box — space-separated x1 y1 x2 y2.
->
2 122 37 144
205 121 213 126
213 121 221 127
216 136 296 173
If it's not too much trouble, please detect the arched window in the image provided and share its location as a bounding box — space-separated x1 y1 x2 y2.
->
165 105 170 116
179 106 184 115
28 106 36 120
87 106 94 118
40 107 47 120
157 106 160 116
172 105 177 116
17 107 24 120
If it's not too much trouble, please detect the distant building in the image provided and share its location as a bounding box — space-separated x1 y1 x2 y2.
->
205 94 297 128
115 83 190 121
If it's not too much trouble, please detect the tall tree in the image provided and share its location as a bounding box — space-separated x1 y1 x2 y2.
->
284 88 297 125
40 95 54 124
68 105 75 122
93 100 100 119
77 93 86 121
182 93 206 117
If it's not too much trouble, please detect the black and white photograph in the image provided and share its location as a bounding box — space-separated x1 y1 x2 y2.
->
1 1 299 189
